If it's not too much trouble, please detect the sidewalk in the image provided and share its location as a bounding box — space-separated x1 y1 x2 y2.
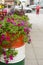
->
25 14 43 65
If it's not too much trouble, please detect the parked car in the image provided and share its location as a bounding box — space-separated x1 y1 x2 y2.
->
14 5 22 11
40 3 43 8
23 6 32 13
29 5 37 10
14 5 32 13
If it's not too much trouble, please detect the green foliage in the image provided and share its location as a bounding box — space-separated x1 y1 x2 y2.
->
13 14 29 21
6 49 18 58
13 14 21 19
23 35 28 42
0 46 3 56
13 50 18 56
0 29 3 34
2 40 9 45
21 15 29 21
28 23 32 28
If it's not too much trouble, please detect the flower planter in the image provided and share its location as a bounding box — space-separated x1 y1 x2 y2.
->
0 12 32 65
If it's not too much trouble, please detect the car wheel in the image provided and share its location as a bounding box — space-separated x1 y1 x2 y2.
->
26 10 32 13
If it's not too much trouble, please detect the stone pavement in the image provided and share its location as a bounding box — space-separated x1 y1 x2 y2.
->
25 14 43 65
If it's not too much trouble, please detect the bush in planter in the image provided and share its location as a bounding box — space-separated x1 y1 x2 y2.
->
0 12 32 64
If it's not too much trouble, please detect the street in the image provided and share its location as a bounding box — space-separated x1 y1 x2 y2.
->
25 14 43 65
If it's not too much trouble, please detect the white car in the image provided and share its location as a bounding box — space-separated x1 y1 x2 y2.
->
29 5 37 10
14 5 22 11
40 4 43 8
23 6 32 13
14 5 32 13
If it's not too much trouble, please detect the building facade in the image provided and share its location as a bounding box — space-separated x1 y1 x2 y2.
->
4 0 14 5
30 0 34 5
34 0 43 4
26 0 31 5
26 0 34 5
0 0 4 4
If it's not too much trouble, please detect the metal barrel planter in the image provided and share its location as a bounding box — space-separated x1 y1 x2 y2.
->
0 10 31 65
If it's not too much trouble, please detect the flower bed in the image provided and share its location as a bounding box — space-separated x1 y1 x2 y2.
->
0 11 32 64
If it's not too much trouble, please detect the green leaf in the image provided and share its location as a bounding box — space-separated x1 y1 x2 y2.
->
2 40 9 45
28 23 32 28
13 50 18 56
23 36 28 42
0 29 3 34
0 46 3 56
6 49 18 57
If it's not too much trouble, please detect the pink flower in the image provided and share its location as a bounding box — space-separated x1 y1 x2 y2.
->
4 57 6 60
27 31 29 34
0 40 2 44
28 28 31 32
3 9 7 13
12 22 16 26
21 21 24 26
1 34 5 41
3 51 6 56
28 38 31 43
17 24 21 26
29 38 31 42
11 20 16 26
24 27 27 32
1 34 5 38
0 17 4 21
12 18 14 21
5 60 9 64
24 27 30 33
7 18 11 22
6 36 10 41
9 55 13 60
9 12 12 15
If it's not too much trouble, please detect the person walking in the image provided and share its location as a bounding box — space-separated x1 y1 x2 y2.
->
36 5 40 14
